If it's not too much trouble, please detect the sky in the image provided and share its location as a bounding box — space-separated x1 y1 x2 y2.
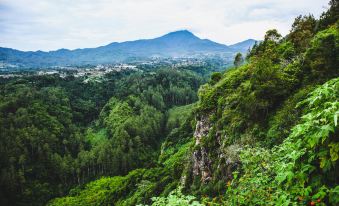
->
0 0 330 51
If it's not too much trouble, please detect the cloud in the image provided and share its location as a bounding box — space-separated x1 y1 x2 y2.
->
0 0 330 51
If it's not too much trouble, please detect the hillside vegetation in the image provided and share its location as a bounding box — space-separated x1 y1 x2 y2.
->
0 1 338 206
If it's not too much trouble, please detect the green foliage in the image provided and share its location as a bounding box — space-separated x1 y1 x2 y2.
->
166 104 194 132
303 25 339 82
0 68 204 205
266 86 314 145
221 78 339 205
264 29 282 42
1 3 338 206
45 85 197 206
209 72 222 85
48 169 145 206
48 126 195 206
287 15 317 53
163 141 193 171
233 53 244 67
188 6 338 201
196 23 338 144
318 0 339 30
0 83 83 205
146 187 204 206
86 128 108 145
113 69 203 109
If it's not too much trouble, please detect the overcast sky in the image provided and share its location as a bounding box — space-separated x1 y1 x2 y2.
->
0 0 330 51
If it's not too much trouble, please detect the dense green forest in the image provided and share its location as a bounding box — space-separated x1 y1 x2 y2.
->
0 1 338 205
0 68 204 205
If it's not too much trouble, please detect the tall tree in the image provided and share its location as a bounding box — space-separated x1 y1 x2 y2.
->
234 53 244 67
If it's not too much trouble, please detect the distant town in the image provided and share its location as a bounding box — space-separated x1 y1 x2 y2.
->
0 56 232 80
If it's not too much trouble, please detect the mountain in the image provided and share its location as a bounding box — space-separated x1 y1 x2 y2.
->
229 38 257 52
0 30 256 68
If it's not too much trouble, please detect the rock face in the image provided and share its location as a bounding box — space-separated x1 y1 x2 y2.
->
191 114 241 184
193 115 210 145
192 115 212 183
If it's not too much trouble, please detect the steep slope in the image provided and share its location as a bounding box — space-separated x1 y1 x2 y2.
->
46 3 338 205
182 19 338 206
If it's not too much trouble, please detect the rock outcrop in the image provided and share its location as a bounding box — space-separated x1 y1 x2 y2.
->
191 114 241 184
192 115 212 183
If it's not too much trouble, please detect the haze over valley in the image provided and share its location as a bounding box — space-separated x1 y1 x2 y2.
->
0 30 256 69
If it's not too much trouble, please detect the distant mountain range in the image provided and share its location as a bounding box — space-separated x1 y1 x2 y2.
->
0 30 257 68
228 38 257 52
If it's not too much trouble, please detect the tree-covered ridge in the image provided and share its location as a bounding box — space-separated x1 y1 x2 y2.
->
223 77 339 205
48 103 197 206
48 77 339 206
1 1 338 206
0 68 204 205
181 2 338 205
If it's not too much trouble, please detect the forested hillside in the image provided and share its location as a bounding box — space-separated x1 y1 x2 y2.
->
0 68 204 205
0 1 338 206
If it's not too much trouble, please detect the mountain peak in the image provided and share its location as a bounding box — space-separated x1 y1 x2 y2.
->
168 29 193 35
228 39 258 51
1 30 251 67
161 30 199 39
242 39 257 43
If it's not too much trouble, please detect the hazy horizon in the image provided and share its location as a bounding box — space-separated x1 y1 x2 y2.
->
0 29 258 52
0 0 330 51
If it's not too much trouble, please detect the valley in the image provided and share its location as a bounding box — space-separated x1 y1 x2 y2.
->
0 1 338 206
